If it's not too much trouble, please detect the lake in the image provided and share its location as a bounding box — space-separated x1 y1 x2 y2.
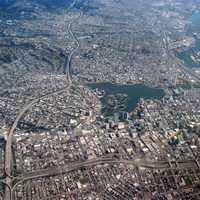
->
88 82 164 116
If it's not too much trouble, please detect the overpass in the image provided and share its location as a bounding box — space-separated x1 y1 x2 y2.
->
18 157 200 181
4 2 82 199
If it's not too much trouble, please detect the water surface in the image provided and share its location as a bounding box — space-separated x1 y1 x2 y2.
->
88 82 164 116
176 12 200 68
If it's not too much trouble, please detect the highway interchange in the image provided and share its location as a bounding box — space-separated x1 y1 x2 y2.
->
17 157 200 181
2 1 200 200
3 2 81 199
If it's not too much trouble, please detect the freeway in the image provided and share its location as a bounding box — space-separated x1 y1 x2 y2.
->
170 52 200 82
162 28 200 83
19 157 200 181
4 86 70 200
64 11 82 83
4 3 82 200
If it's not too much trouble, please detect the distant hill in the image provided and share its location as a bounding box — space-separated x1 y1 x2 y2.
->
0 0 76 20
0 0 74 9
32 0 73 9
0 0 15 7
0 0 92 20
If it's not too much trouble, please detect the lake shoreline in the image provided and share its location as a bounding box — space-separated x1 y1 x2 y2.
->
88 82 165 116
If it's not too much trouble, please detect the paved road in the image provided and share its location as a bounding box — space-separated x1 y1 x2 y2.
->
19 157 200 181
162 29 200 83
4 86 70 200
4 5 82 200
65 13 81 82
